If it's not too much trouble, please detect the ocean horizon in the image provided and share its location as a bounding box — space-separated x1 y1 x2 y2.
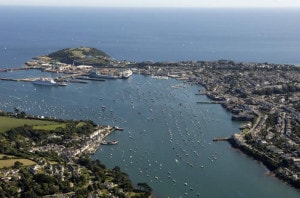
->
1 6 300 68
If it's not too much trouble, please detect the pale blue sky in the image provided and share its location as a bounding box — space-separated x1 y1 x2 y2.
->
1 0 300 7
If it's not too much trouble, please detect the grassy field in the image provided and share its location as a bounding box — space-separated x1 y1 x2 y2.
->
0 116 61 133
0 154 16 159
33 123 66 131
76 122 86 128
0 159 36 168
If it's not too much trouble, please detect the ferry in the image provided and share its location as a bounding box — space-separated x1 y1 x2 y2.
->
89 69 133 79
89 71 120 79
121 69 133 78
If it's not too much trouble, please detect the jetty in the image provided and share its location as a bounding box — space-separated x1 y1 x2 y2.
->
212 137 231 142
197 101 224 104
0 67 29 72
75 76 106 81
0 78 18 81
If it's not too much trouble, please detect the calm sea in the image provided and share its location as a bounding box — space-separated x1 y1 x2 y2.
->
1 7 300 66
0 6 300 197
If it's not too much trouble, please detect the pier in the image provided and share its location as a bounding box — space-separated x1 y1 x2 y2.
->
212 137 231 142
0 68 29 72
0 77 40 82
197 101 224 104
75 76 106 81
0 78 18 81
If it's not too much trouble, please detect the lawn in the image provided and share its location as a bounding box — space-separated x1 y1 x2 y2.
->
0 116 61 133
76 122 86 128
0 158 36 168
0 154 16 159
33 123 66 131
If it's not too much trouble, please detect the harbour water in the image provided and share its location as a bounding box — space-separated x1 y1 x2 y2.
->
0 70 299 197
1 6 300 197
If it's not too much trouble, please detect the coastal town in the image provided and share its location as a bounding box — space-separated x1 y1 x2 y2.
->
136 60 300 188
0 112 151 197
1 47 300 195
23 47 300 189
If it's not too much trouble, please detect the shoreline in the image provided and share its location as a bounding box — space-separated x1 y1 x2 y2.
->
228 136 300 190
201 82 300 190
1 47 300 194
0 113 152 197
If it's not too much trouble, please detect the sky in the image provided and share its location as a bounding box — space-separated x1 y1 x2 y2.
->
1 0 300 8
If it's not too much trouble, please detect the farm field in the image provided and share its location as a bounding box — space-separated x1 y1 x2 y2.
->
0 116 61 133
0 158 36 168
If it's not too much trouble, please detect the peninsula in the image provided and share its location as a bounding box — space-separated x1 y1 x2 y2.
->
2 46 300 191
0 111 152 197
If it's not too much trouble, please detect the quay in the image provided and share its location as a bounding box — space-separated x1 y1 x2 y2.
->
0 68 29 72
0 78 18 81
75 76 106 81
197 101 224 104
0 77 39 82
68 80 88 84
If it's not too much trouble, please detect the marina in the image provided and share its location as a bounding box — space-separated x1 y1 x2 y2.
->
0 69 298 197
1 6 300 197
0 68 134 84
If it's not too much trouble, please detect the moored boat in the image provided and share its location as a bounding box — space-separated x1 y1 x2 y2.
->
33 78 57 86
89 69 133 79
101 140 118 145
121 69 133 78
89 70 120 79
33 78 68 86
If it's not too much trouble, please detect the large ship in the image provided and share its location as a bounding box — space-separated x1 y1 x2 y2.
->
89 69 133 79
89 70 120 79
121 69 133 78
33 78 67 86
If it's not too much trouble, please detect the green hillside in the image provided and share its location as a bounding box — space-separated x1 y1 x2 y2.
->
48 47 111 66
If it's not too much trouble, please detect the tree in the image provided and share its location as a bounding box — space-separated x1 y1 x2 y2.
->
137 182 152 194
14 107 20 115
13 161 23 169
19 111 27 118
113 166 121 173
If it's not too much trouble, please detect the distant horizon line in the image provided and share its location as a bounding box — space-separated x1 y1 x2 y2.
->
1 5 300 9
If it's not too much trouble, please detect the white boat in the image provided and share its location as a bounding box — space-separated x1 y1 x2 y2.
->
89 69 133 79
152 75 169 80
33 78 57 86
33 78 67 86
121 69 133 78
89 70 120 79
101 140 118 145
